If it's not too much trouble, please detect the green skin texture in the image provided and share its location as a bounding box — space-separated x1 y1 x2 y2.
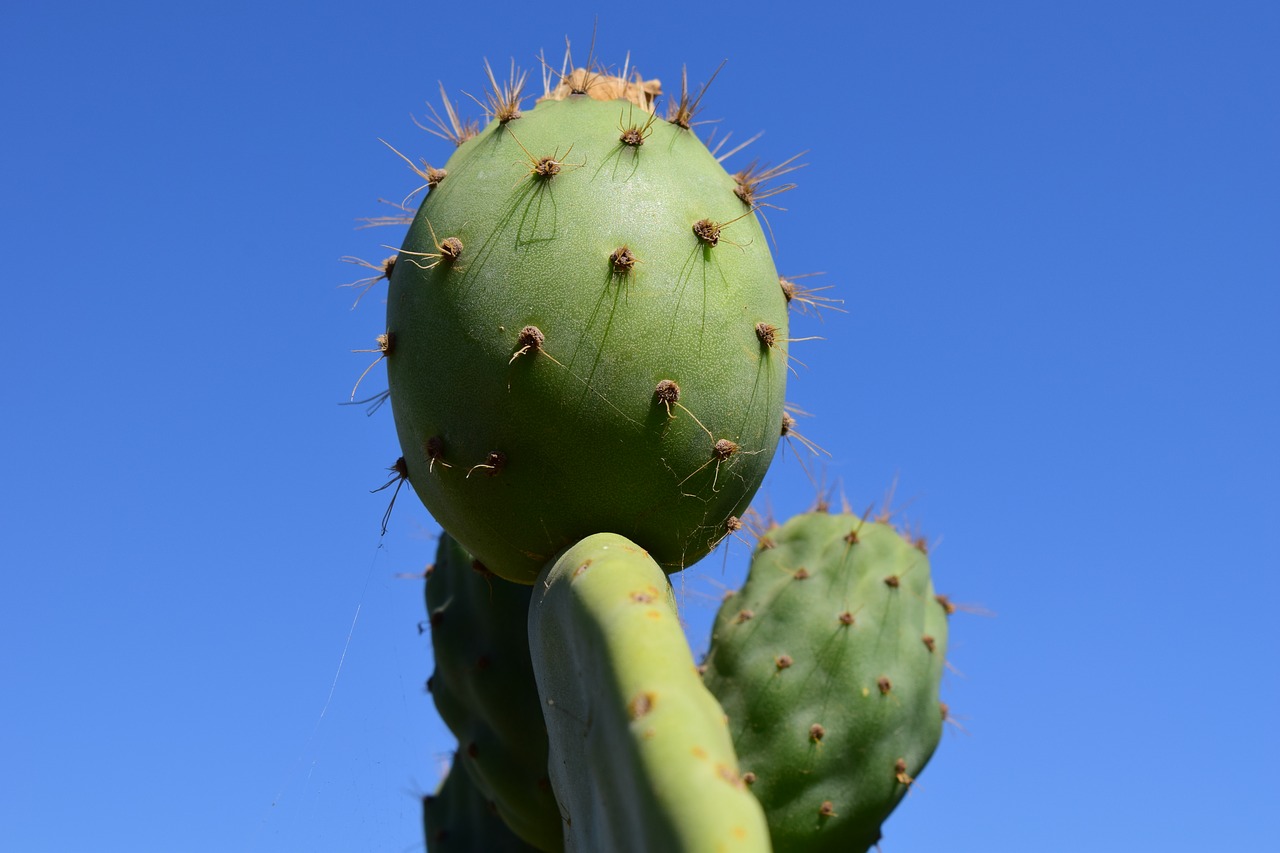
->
528 532 771 853
701 513 949 853
426 533 562 851
424 757 545 853
387 96 788 584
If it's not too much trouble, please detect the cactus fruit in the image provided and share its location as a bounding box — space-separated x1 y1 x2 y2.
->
385 69 790 583
528 532 771 852
700 512 950 852
423 756 545 852
426 532 561 851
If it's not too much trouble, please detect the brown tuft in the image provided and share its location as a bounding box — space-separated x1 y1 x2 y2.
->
725 515 743 533
844 529 860 545
779 276 796 302
517 325 545 351
755 322 778 348
426 167 447 188
742 771 757 785
877 676 892 695
467 741 479 758
470 559 493 578
781 413 796 437
819 801 837 818
775 654 793 671
630 587 656 604
713 439 739 461
610 245 638 274
734 609 754 624
532 155 561 178
758 536 776 550
793 567 810 581
895 758 914 786
425 436 445 461
809 723 825 742
922 635 936 653
542 69 661 111
838 611 855 626
936 594 957 615
693 218 721 246
627 692 655 720
884 575 901 589
654 379 681 405
439 236 463 260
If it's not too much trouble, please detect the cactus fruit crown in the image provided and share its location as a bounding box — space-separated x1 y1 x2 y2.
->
384 60 792 584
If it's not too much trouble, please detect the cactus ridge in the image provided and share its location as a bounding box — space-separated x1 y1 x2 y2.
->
426 533 562 851
701 512 950 853
528 533 772 852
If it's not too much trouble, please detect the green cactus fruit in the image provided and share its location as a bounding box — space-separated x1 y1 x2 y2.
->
426 532 562 851
386 68 790 583
423 756 546 853
528 532 772 852
701 512 950 853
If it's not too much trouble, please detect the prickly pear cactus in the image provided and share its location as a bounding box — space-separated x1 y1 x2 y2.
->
425 532 561 851
701 512 950 852
528 532 771 852
385 69 789 583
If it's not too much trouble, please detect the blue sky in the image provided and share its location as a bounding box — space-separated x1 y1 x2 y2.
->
2 1 1277 851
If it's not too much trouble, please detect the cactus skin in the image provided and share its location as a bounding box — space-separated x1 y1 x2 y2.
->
386 88 788 584
423 756 545 853
528 532 772 853
701 512 949 853
426 532 562 851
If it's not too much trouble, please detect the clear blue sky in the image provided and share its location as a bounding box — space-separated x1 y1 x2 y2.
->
2 1 1277 851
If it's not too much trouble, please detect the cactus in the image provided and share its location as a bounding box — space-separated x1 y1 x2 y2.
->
423 756 545 852
383 66 789 584
527 533 771 852
347 44 959 853
425 532 562 851
700 512 950 852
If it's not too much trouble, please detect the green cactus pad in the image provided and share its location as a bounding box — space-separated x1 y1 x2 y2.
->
426 532 562 851
386 83 788 583
528 532 771 853
423 757 546 853
701 512 949 853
